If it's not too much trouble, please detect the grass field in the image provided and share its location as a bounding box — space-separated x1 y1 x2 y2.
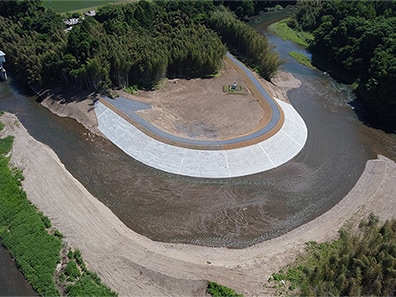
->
41 0 135 14
267 18 313 48
289 51 313 68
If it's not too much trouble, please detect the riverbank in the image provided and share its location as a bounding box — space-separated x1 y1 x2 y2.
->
1 111 395 296
38 86 102 136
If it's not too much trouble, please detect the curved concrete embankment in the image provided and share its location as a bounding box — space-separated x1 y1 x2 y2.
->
96 99 306 178
96 54 307 178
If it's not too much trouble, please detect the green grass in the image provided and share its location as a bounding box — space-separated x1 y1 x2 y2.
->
267 18 313 48
223 85 245 95
207 281 243 297
42 0 114 13
0 133 62 296
123 85 139 95
0 118 117 297
41 0 139 14
289 51 313 68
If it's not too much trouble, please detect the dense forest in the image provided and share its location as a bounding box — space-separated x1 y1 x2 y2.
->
294 0 396 128
0 0 283 92
271 214 396 296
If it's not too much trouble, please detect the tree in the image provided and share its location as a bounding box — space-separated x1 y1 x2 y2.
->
296 0 396 128
270 214 396 296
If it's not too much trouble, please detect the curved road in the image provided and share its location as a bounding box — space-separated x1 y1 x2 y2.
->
96 53 307 178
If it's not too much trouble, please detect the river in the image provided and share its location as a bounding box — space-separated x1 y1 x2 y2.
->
1 15 395 294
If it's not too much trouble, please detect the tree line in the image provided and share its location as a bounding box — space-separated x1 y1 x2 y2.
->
271 214 396 296
208 6 282 80
294 0 396 128
0 0 282 93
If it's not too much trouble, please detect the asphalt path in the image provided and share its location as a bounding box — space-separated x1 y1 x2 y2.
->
96 53 307 178
102 53 282 149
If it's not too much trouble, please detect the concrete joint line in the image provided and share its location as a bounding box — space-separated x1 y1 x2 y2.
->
96 102 108 118
285 114 306 128
223 151 231 178
178 149 186 175
114 130 126 143
280 130 303 148
136 138 154 161
259 143 276 167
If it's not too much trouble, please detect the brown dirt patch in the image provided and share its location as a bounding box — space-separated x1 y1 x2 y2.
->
115 58 296 141
38 86 101 135
120 59 265 140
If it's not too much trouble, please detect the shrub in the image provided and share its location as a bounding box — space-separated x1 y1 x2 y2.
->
207 281 243 297
65 260 81 281
54 229 63 239
270 214 396 296
39 212 52 229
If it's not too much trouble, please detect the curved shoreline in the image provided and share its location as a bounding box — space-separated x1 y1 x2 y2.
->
1 112 395 296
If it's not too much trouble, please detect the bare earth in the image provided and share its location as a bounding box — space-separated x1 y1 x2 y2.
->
2 65 396 296
39 59 296 140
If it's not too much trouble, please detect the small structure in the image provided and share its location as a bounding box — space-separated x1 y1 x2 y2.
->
0 50 7 81
231 81 237 90
84 10 96 17
64 18 79 26
223 81 244 94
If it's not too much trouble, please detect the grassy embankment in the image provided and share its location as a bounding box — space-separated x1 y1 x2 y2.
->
267 18 314 68
0 113 117 297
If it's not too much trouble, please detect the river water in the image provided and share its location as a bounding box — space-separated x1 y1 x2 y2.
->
1 20 395 294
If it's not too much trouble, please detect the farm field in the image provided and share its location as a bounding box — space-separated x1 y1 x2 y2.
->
42 0 134 13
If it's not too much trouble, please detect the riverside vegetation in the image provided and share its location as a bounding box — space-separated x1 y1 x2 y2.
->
0 114 117 296
0 0 282 92
293 0 396 129
270 214 396 296
0 114 244 296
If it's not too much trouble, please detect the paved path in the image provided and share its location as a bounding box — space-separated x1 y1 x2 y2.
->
95 54 307 178
96 98 306 178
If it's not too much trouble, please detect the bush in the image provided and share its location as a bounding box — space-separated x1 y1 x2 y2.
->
66 274 117 297
65 260 81 281
39 212 52 229
73 249 86 272
54 229 63 239
270 214 396 296
207 281 243 297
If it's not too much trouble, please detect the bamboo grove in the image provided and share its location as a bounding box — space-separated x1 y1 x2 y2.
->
270 214 396 296
0 0 282 92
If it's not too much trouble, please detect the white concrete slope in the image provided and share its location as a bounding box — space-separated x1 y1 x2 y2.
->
95 99 307 178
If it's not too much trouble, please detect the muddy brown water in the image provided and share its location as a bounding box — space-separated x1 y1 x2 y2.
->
1 24 395 294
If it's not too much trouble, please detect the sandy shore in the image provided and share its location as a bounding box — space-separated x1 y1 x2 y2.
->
1 112 395 296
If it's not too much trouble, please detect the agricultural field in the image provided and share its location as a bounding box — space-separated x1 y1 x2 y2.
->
42 0 132 13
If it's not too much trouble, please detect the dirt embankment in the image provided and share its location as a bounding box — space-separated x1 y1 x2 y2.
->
1 111 395 296
38 86 102 135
